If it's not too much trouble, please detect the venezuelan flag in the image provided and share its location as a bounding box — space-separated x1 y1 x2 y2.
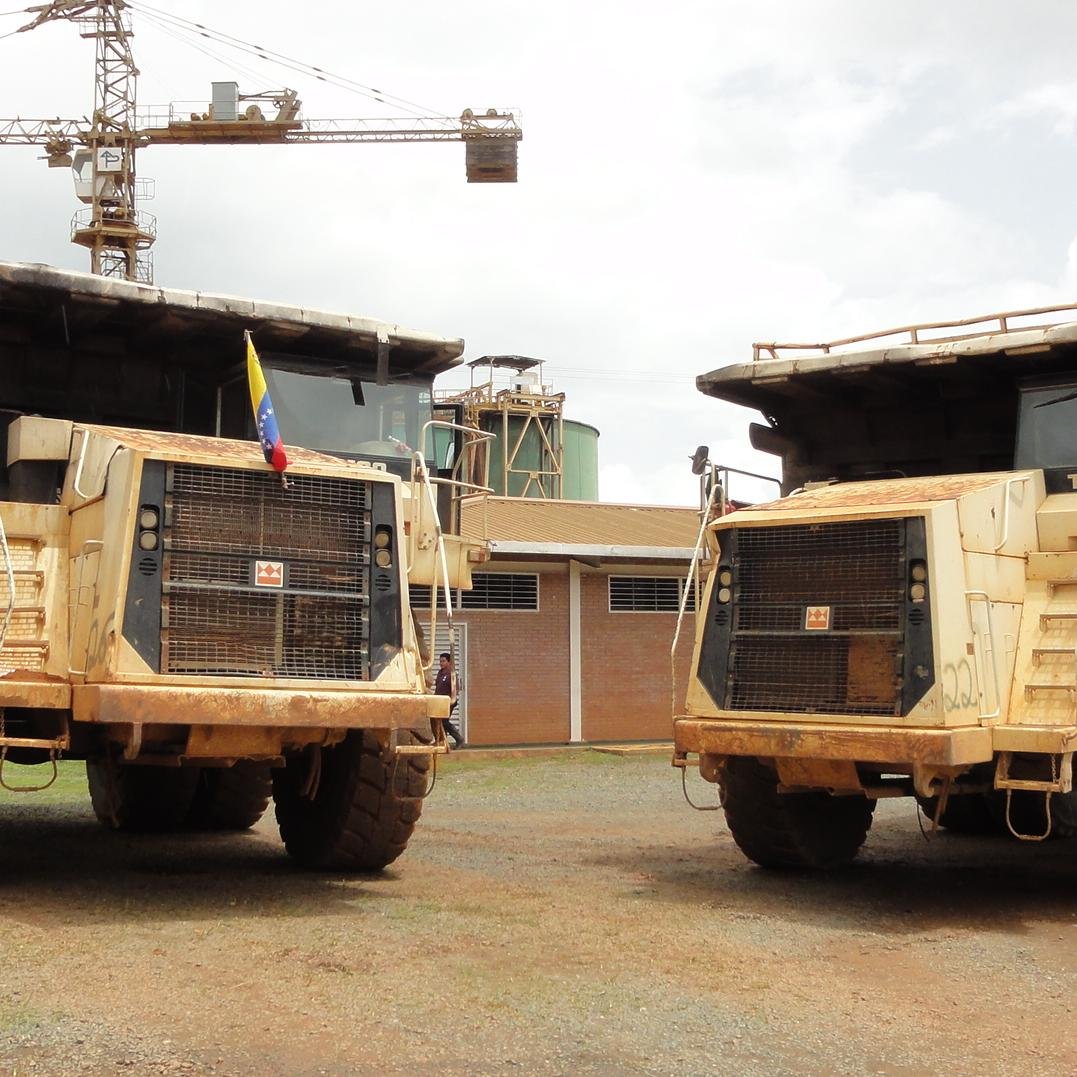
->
245 331 288 472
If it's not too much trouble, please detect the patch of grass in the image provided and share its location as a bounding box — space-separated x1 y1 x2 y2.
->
0 759 86 805
441 749 656 794
452 749 628 772
379 897 444 924
0 1002 45 1038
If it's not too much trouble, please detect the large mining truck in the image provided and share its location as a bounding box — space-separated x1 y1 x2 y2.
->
675 303 1077 867
0 261 486 870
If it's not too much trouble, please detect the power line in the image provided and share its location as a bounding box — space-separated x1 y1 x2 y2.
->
127 2 451 122
138 12 283 94
545 367 695 382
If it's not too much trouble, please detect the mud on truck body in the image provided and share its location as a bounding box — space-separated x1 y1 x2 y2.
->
676 304 1077 868
0 261 487 870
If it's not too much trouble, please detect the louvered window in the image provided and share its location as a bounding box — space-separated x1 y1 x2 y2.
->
609 575 694 613
460 573 539 611
407 583 460 609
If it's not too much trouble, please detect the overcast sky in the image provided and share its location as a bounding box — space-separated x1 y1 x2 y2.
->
3 1 1077 505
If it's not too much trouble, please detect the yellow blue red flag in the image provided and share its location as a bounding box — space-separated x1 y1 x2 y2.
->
245 331 288 472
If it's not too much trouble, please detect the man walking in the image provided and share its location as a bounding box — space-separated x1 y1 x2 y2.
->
434 651 464 749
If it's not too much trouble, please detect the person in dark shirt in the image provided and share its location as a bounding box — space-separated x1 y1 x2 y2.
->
434 651 464 749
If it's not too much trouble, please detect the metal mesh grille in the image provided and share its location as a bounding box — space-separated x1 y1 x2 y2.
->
737 521 904 631
163 465 371 679
169 465 368 558
728 519 907 716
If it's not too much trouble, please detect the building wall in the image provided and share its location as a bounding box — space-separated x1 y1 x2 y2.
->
455 570 572 745
448 563 695 746
579 572 694 742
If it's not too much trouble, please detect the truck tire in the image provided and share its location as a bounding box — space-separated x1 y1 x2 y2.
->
719 757 876 870
272 728 431 871
916 792 1002 835
86 759 201 832
186 762 273 831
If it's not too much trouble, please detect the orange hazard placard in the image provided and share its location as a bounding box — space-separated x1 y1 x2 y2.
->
255 560 285 588
804 605 831 631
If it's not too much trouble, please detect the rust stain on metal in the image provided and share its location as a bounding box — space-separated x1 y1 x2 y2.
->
82 423 355 471
743 472 1011 512
674 717 994 767
73 684 448 729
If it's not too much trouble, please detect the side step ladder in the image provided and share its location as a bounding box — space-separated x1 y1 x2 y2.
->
0 716 69 794
994 750 1074 842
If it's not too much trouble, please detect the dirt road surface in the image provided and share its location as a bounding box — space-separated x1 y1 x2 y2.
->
1 752 1074 1076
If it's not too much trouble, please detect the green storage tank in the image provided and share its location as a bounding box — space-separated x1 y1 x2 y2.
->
561 419 600 501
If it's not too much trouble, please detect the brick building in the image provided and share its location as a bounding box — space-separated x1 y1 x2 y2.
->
411 497 699 746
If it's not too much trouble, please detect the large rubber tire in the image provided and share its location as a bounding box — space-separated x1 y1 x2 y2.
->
719 757 876 870
186 762 273 831
272 728 431 871
86 759 201 832
916 792 1003 835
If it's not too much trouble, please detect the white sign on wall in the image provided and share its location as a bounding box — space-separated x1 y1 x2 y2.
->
95 147 124 173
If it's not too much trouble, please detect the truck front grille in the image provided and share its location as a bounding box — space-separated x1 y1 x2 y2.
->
718 519 910 716
162 465 371 679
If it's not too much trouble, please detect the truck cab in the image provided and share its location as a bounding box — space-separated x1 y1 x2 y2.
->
677 304 1077 867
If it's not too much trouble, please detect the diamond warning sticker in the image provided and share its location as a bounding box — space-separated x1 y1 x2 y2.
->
804 605 831 631
254 560 285 588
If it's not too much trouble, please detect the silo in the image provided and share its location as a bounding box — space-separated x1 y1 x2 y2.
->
561 420 600 500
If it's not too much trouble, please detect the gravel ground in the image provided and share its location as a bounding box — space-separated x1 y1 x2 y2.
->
0 751 1074 1076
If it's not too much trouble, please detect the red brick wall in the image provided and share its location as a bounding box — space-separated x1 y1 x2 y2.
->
455 571 571 745
579 573 695 742
443 566 696 746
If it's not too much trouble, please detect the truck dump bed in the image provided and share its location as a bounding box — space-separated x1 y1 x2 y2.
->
0 260 464 433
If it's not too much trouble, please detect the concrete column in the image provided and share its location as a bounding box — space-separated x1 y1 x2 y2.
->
568 559 582 742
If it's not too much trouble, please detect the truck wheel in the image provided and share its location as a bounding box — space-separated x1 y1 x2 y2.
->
86 759 201 831
916 792 1002 835
719 757 876 869
272 728 431 871
186 762 273 831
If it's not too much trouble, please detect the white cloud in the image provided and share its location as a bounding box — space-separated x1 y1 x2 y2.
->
2 1 1077 508
994 82 1077 136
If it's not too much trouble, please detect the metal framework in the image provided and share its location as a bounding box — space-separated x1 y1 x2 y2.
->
1 1 522 283
752 301 1077 361
438 356 566 500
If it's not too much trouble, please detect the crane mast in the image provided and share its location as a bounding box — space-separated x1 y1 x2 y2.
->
1 0 521 283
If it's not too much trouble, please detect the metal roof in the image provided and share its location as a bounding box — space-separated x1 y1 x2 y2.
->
466 355 542 371
461 497 698 552
0 260 465 375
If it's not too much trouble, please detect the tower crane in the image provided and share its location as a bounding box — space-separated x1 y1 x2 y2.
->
0 1 522 283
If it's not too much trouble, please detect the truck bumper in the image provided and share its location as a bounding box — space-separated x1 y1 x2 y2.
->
73 684 449 730
674 717 994 767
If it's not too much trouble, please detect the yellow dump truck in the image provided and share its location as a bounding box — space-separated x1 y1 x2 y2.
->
676 304 1077 867
0 261 485 870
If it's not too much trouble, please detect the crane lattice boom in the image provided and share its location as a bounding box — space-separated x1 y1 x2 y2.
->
0 1 521 282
